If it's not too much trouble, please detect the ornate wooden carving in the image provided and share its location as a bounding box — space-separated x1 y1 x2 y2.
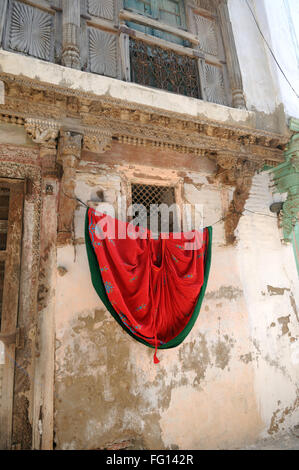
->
24 118 59 148
24 118 60 179
0 151 42 450
57 131 82 245
88 28 118 77
62 0 81 69
192 0 217 12
200 62 226 105
6 0 54 61
129 37 201 99
0 75 287 167
87 0 114 20
213 154 264 244
83 128 112 153
187 1 229 106
217 0 246 109
194 14 219 56
0 180 24 450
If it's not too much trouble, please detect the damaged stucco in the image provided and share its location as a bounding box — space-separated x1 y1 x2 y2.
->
53 152 299 450
0 0 298 450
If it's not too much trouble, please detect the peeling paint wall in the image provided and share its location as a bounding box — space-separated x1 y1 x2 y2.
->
0 0 298 450
54 147 299 450
237 171 299 438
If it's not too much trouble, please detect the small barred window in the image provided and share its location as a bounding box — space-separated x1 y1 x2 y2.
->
131 183 176 233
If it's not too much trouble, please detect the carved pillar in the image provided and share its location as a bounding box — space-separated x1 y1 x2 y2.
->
57 131 82 245
61 0 81 69
216 0 246 109
272 118 299 242
24 118 59 450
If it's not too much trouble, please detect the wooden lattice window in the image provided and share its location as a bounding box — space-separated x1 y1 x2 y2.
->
131 183 176 232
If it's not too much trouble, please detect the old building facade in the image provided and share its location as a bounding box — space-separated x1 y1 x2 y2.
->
0 0 298 450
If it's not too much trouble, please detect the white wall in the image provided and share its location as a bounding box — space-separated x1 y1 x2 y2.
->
229 0 299 120
259 0 299 119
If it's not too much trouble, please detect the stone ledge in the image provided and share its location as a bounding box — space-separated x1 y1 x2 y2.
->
0 49 257 129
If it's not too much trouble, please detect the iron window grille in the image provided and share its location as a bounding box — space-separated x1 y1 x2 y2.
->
129 38 201 99
131 183 176 233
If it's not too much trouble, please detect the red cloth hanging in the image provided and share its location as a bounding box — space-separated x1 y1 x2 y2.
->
87 208 210 363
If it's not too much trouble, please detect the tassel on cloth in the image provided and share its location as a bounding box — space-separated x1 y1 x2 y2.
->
153 332 160 364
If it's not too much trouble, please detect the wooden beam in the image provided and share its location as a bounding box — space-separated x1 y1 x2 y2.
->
120 25 199 58
86 17 119 34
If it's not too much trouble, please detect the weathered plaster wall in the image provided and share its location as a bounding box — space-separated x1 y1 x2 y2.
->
1 0 298 449
258 0 299 120
229 0 299 125
229 0 280 115
54 146 299 450
237 171 299 436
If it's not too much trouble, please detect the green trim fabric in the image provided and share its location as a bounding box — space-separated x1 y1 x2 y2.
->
85 209 212 350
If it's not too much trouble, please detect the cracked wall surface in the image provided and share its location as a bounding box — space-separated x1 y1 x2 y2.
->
53 147 299 450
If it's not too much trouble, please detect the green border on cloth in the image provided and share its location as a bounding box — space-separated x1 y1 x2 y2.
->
85 209 212 350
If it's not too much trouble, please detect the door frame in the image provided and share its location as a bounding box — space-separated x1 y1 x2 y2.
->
0 178 24 450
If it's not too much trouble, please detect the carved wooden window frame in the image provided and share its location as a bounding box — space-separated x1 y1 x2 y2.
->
186 1 231 106
0 178 24 450
120 0 232 106
80 0 122 78
123 0 188 40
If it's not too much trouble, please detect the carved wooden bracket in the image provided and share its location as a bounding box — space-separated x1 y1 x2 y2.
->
24 118 60 178
83 128 113 154
213 153 264 244
59 131 83 161
24 118 60 148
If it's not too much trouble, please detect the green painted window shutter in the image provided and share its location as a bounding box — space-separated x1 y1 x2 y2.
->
157 0 185 27
292 222 299 276
124 0 187 44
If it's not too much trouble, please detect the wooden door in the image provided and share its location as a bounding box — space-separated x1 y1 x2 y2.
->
0 179 24 450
